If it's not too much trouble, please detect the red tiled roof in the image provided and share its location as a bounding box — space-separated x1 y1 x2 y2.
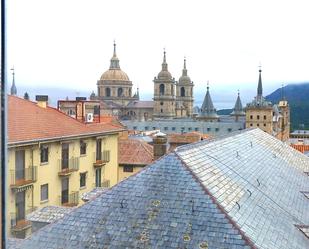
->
8 96 124 144
291 144 309 153
168 132 210 144
119 139 153 165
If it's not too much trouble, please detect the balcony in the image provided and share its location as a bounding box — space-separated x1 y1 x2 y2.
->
10 167 37 191
11 207 37 232
93 150 110 168
58 157 79 176
93 179 110 188
59 191 79 207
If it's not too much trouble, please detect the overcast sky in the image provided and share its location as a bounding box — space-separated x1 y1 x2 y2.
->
7 0 309 107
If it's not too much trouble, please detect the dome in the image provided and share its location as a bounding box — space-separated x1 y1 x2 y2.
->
157 70 172 80
100 69 130 81
178 75 191 84
178 58 191 84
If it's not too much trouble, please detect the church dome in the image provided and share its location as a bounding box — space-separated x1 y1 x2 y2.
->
99 42 130 83
157 51 173 80
158 70 172 80
100 69 130 81
179 75 191 84
178 58 191 84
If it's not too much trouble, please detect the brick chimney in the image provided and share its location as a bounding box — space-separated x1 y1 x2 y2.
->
153 132 167 160
35 95 48 108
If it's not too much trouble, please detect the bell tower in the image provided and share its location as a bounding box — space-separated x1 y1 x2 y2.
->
176 58 194 117
153 50 176 119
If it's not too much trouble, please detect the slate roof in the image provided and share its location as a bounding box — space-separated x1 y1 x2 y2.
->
27 206 74 224
126 100 154 108
8 96 124 145
176 128 309 249
9 128 309 249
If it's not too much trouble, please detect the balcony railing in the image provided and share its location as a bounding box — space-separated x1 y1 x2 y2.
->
93 150 110 167
93 179 110 188
10 206 37 231
10 167 37 188
58 157 79 176
59 191 79 207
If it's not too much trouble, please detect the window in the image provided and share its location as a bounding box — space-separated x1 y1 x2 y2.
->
181 87 185 97
145 126 149 130
152 127 156 130
263 115 267 120
257 123 260 127
250 123 253 127
160 102 163 106
80 140 86 155
118 87 123 97
250 115 253 119
188 127 192 131
207 128 211 132
40 145 49 163
133 126 137 130
41 184 48 201
123 165 133 172
228 128 232 132
172 127 176 131
215 128 219 132
161 109 163 113
195 127 199 131
264 123 266 127
164 127 168 131
106 87 111 97
257 115 260 120
159 84 165 95
80 172 86 188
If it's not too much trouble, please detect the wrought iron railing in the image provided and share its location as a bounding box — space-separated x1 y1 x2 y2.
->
58 157 79 173
93 179 110 188
59 191 79 206
94 150 110 164
10 166 37 186
10 206 37 229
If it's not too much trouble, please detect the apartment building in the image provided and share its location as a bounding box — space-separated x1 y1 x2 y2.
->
7 95 124 238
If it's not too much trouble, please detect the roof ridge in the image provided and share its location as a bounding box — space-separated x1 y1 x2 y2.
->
174 152 257 249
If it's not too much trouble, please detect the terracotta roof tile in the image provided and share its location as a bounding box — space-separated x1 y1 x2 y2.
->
168 132 210 144
291 144 309 153
119 139 153 165
8 96 124 144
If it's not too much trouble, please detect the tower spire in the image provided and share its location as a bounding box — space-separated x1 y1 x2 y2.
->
113 40 117 57
110 41 120 69
182 57 187 76
10 67 17 95
162 48 168 71
257 64 263 99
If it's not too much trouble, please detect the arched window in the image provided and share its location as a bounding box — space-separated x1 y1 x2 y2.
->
181 87 185 97
106 88 111 97
159 84 165 95
118 88 123 97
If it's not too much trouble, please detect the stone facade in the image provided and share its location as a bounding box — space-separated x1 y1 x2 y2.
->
245 68 290 141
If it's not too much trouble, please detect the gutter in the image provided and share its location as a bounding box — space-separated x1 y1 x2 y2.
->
8 128 125 148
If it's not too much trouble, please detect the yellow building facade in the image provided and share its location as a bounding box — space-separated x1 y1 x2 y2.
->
7 95 123 238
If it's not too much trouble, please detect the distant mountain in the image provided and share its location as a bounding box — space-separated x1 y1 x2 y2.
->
266 83 309 130
217 109 232 115
18 86 91 107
